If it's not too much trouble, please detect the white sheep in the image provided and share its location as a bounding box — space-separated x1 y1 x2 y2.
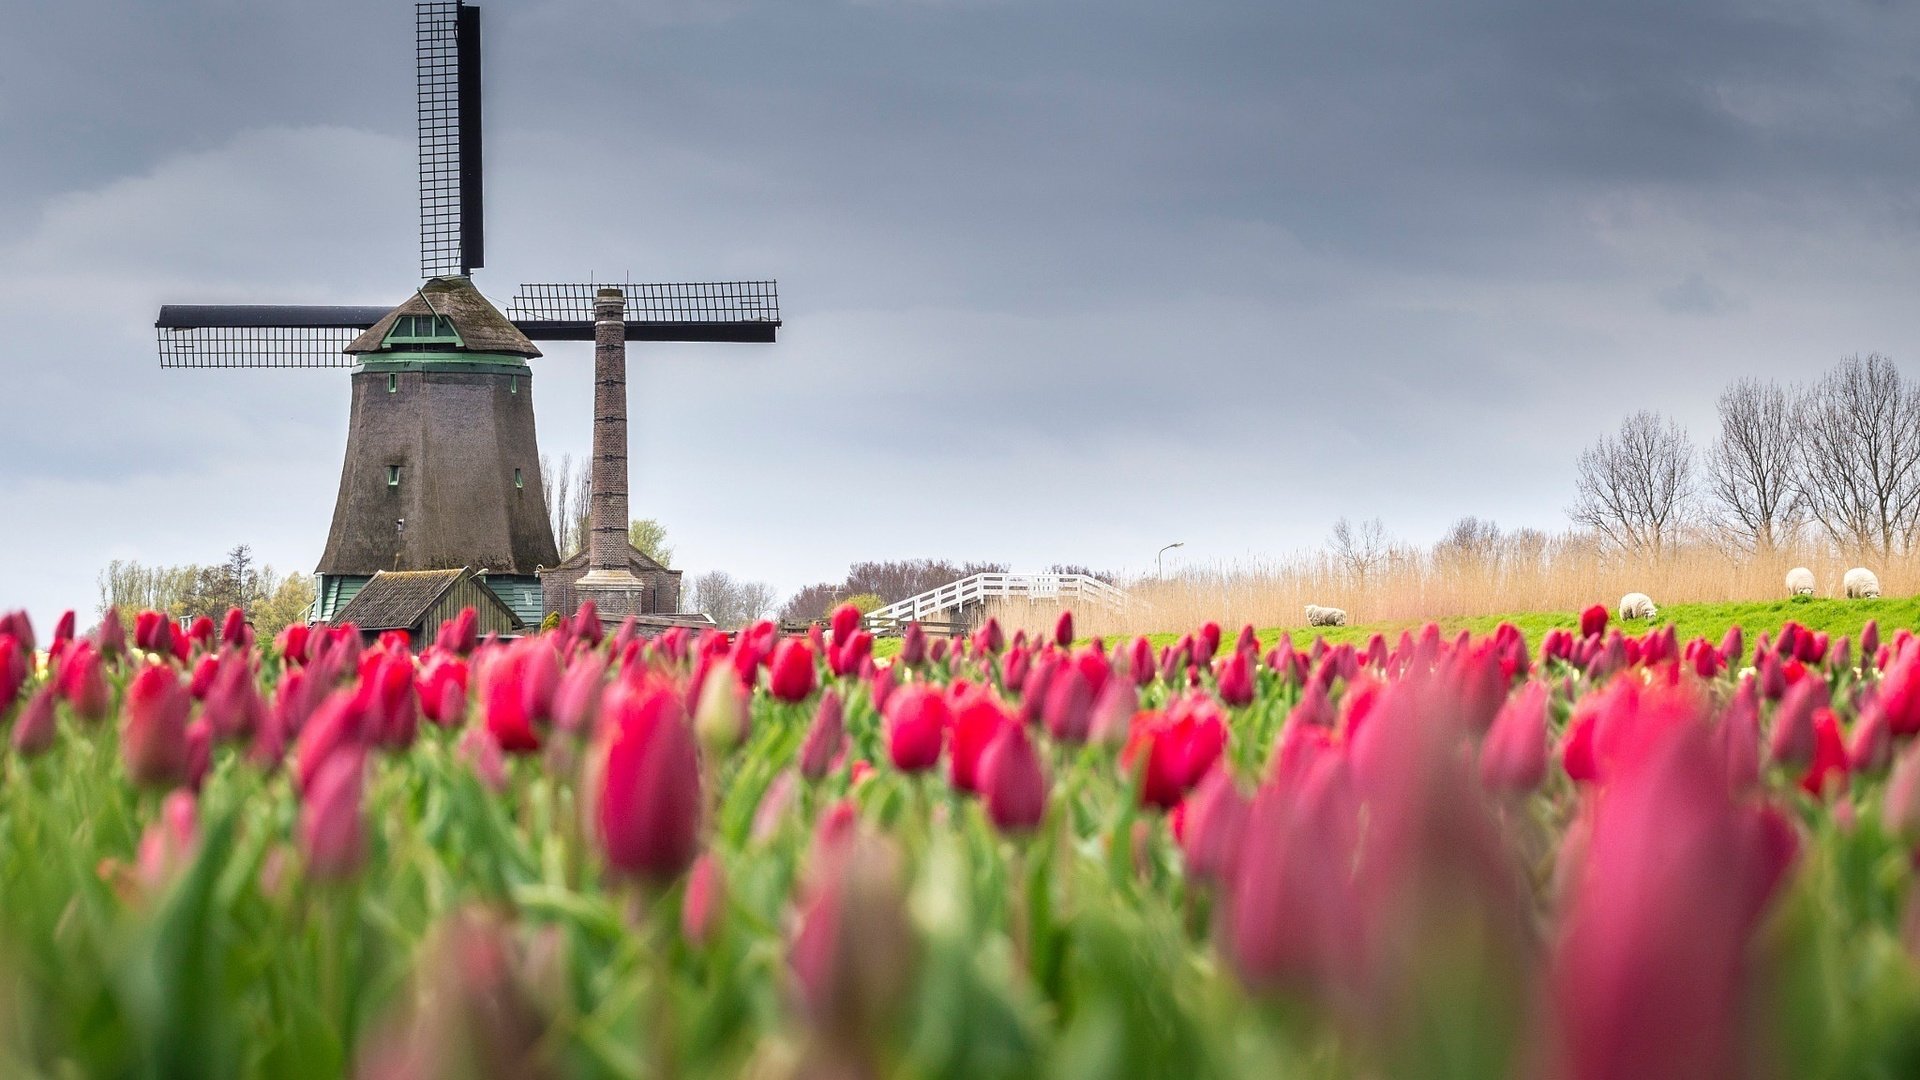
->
1785 567 1816 597
1304 604 1348 627
1619 592 1658 621
1845 567 1881 599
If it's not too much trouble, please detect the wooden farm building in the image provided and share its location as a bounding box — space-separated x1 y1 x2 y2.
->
331 567 522 646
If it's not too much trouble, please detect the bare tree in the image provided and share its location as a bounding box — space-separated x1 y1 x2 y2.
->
1568 410 1696 559
686 571 779 630
1433 516 1502 571
1706 378 1803 554
1328 517 1390 584
1793 353 1920 561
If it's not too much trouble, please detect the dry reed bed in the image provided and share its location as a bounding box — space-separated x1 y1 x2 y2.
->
982 544 1920 638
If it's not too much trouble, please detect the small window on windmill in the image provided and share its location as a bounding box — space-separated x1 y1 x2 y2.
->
384 312 461 347
387 373 398 393
387 465 401 487
510 375 518 394
514 468 523 489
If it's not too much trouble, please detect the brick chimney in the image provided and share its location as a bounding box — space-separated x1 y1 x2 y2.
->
575 288 645 601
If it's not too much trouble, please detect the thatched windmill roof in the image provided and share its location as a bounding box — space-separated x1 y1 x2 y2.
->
345 276 540 358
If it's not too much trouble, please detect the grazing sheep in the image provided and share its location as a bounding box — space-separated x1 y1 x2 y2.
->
1845 567 1881 599
1619 592 1658 621
1304 604 1348 627
1785 567 1816 597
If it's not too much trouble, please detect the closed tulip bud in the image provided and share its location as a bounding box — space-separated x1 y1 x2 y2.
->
1042 666 1094 743
978 617 1005 656
95 607 127 660
1217 649 1255 708
1088 677 1138 745
789 835 916 1050
1053 610 1074 649
980 721 1048 834
885 685 948 773
1767 679 1822 768
900 622 927 667
1579 603 1608 640
1862 620 1881 668
830 603 862 645
1801 709 1849 799
1179 765 1249 884
219 607 247 648
123 664 191 789
682 853 726 947
1718 681 1761 791
949 692 1012 793
458 722 509 792
12 685 57 756
1128 636 1155 687
1849 702 1891 774
768 639 818 703
694 670 751 754
134 610 170 655
929 637 950 665
1480 682 1550 794
800 691 847 781
1884 741 1920 836
596 682 702 884
302 751 367 881
278 623 311 666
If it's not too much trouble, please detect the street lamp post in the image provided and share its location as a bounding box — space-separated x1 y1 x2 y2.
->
1157 541 1185 579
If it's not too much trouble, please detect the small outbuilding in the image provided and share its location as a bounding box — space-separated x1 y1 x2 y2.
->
330 566 523 647
540 543 683 621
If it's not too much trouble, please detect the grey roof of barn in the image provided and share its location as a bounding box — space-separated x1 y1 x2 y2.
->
332 567 519 631
345 276 541 358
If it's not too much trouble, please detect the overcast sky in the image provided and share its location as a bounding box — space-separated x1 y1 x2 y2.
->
3 0 1919 628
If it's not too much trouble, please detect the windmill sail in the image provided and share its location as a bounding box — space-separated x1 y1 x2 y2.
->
508 281 781 342
155 305 389 368
418 0 483 279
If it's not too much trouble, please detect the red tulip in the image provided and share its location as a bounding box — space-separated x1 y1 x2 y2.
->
1801 708 1849 798
980 721 1048 834
1196 621 1222 668
219 607 248 648
1479 682 1549 794
1120 696 1228 809
1861 620 1881 670
279 623 311 666
417 653 470 727
0 636 24 711
1053 610 1074 649
830 603 862 645
885 685 948 773
1579 603 1608 640
1127 636 1155 687
596 681 702 884
134 610 171 655
123 663 191 789
1880 650 1920 735
948 692 1011 793
95 607 127 660
768 640 818 703
302 750 368 881
800 690 847 781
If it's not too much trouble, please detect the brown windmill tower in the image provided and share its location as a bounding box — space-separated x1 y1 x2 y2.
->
151 1 780 632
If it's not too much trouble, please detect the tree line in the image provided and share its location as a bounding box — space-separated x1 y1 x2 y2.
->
1571 353 1920 563
96 545 315 639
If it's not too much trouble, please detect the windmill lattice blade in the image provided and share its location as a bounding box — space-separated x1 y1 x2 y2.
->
155 305 387 368
418 1 479 279
508 282 781 342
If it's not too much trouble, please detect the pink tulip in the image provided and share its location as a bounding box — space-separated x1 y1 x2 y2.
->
1480 682 1549 793
1767 679 1822 768
57 641 110 722
1217 649 1255 708
1801 709 1849 799
596 681 702 884
11 685 57 756
1179 765 1250 884
1042 665 1094 743
885 685 948 773
123 663 191 789
980 721 1048 834
302 751 368 881
829 603 862 646
900 622 927 667
799 691 847 781
682 853 726 946
96 607 127 660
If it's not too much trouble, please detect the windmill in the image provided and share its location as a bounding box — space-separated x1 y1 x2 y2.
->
154 0 779 633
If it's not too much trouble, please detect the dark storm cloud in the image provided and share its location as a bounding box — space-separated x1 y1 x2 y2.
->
3 0 1920 626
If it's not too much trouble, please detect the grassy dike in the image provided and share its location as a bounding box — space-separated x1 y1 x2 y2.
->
872 595 1920 656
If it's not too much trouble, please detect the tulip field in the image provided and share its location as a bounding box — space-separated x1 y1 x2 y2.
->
7 602 1920 1079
